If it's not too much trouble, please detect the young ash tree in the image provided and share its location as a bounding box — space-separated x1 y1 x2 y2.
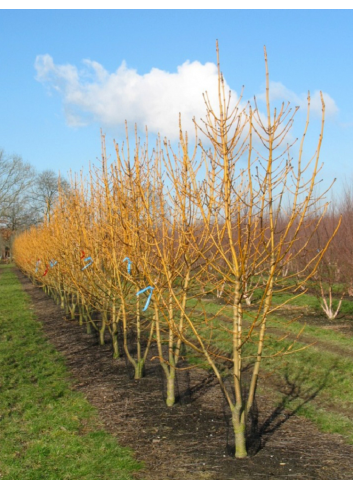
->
174 44 339 458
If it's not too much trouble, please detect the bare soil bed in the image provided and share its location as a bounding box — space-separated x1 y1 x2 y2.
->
17 269 353 480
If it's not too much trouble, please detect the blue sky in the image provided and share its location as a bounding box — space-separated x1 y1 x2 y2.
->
0 9 352 193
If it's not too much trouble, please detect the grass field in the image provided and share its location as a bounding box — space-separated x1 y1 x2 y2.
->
0 264 141 480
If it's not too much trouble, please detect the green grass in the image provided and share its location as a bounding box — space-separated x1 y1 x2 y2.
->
189 295 353 353
270 290 320 308
0 264 141 480
270 289 353 315
263 344 353 443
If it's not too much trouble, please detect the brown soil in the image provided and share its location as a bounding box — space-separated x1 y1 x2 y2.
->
16 270 353 480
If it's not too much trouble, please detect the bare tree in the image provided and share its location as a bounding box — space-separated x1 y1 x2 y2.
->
0 148 35 215
30 169 70 221
312 188 353 319
0 149 36 257
173 44 339 458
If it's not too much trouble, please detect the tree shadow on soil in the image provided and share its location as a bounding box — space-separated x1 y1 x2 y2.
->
92 322 335 459
237 362 336 456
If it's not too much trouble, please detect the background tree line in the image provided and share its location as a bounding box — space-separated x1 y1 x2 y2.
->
0 147 69 258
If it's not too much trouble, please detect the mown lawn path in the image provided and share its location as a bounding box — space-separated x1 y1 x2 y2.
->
0 264 141 480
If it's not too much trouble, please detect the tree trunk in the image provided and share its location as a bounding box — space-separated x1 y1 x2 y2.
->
69 302 76 320
134 360 144 379
166 370 176 407
232 408 247 458
99 325 106 345
112 331 119 359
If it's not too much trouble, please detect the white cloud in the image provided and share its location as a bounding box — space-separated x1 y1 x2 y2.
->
35 56 338 141
257 81 338 118
35 55 239 140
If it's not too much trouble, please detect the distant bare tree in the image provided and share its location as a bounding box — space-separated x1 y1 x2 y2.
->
0 148 35 215
0 149 36 257
0 151 70 257
30 170 70 221
313 186 353 319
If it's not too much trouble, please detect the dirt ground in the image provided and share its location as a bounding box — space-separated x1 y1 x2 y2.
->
16 270 353 480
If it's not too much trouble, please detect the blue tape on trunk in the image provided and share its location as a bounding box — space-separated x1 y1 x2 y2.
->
136 286 154 311
82 256 93 271
123 257 132 274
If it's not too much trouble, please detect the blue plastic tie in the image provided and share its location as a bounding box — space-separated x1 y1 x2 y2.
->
82 256 93 271
50 260 57 268
123 257 132 274
136 286 154 311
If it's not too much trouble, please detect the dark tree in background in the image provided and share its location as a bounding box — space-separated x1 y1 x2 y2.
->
0 149 69 257
30 169 70 221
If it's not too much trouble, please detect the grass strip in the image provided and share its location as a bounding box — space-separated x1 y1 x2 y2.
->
191 297 353 353
0 264 141 480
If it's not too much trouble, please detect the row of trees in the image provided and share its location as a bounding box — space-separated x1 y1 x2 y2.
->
307 187 353 319
13 46 336 458
0 149 68 257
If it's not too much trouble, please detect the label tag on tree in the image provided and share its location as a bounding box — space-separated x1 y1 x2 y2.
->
82 256 93 270
123 257 132 274
136 286 154 311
